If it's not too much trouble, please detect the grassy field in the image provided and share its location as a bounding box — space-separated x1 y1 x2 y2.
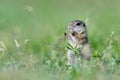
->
0 0 120 80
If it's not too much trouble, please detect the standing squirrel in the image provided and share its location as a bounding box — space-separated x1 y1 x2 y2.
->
64 20 91 65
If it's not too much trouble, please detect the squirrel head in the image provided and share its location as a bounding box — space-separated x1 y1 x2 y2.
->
68 20 86 34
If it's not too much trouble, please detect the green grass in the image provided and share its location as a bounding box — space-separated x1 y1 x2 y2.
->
0 0 120 80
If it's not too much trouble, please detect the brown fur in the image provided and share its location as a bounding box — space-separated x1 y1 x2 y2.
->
65 20 91 65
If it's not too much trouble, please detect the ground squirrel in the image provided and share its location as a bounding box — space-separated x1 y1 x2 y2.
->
64 20 91 65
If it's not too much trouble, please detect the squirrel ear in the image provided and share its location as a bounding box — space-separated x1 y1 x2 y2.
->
64 32 67 36
64 32 68 38
64 32 70 39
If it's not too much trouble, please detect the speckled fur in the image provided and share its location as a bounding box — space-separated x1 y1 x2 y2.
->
65 20 91 65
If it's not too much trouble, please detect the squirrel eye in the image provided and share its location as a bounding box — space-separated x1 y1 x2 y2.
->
83 23 86 27
76 22 81 26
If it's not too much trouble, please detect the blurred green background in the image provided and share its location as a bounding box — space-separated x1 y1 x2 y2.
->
0 0 120 80
0 0 120 49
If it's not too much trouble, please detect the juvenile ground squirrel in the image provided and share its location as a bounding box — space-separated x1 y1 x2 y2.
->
64 20 91 65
